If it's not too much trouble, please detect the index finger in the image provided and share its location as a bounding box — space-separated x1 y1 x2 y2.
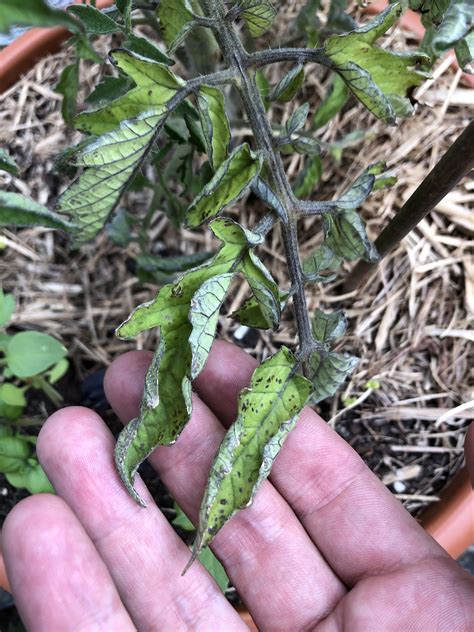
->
194 341 448 586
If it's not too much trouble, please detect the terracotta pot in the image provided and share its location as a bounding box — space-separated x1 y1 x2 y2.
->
0 3 472 624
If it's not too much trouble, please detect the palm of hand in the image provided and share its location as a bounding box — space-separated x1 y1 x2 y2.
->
3 342 473 631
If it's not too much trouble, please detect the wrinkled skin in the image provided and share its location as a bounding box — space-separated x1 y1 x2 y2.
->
3 341 473 631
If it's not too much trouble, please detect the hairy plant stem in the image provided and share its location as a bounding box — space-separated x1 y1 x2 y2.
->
199 0 316 361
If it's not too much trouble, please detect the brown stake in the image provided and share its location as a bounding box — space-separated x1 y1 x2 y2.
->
344 120 474 292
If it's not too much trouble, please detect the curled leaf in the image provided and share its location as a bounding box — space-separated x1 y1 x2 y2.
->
197 85 231 170
324 3 429 123
186 144 263 227
190 347 311 563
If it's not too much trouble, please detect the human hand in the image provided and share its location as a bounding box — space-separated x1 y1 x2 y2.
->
3 341 473 631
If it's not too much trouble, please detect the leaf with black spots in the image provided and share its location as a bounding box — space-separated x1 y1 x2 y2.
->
189 347 311 562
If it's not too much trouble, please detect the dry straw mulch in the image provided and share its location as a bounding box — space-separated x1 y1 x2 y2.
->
0 4 473 518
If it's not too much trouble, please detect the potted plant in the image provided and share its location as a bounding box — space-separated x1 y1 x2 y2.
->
0 0 472 623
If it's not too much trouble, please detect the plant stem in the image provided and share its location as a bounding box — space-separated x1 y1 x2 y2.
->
200 0 317 360
344 121 474 292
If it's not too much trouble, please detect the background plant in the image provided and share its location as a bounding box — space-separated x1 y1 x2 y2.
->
0 289 68 495
0 0 472 568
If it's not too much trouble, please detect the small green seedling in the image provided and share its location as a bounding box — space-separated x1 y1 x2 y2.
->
0 290 68 495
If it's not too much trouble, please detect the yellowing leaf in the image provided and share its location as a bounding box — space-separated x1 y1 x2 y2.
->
75 49 184 135
186 144 263 227
197 85 231 170
241 0 277 37
324 3 429 123
115 219 267 505
190 347 311 561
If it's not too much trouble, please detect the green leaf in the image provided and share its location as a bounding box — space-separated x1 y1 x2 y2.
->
324 4 429 123
308 350 358 403
0 0 82 34
68 4 121 34
294 155 323 198
116 0 132 30
0 148 19 176
313 74 349 128
303 243 341 282
0 192 73 232
323 210 379 262
6 461 54 494
241 252 281 330
172 503 195 531
0 437 30 474
241 0 277 37
312 309 346 342
268 64 305 102
6 331 67 378
186 144 263 228
56 62 79 126
73 34 103 64
158 0 195 49
409 0 450 28
122 34 172 65
197 86 231 170
327 0 357 33
0 384 26 408
0 289 15 328
58 111 164 245
455 30 474 73
75 49 183 135
231 290 287 330
190 347 311 559
47 358 69 384
85 76 132 107
198 547 230 593
294 0 321 45
286 103 310 136
114 218 266 505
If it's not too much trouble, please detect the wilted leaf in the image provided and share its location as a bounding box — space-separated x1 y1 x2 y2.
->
303 243 341 282
308 350 358 403
58 111 164 245
6 331 67 378
286 103 310 136
75 49 183 134
0 192 73 232
312 309 346 342
241 0 277 37
186 144 263 227
313 74 349 128
68 4 121 34
268 64 305 102
198 85 231 170
115 219 267 505
323 210 379 262
0 148 19 176
241 251 281 330
324 4 429 123
231 290 287 329
190 347 311 560
455 30 474 73
0 0 82 34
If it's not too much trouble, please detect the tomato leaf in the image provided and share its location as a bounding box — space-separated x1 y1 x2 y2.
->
324 4 429 123
186 144 263 227
0 192 73 232
189 347 311 562
114 219 268 505
197 85 231 170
